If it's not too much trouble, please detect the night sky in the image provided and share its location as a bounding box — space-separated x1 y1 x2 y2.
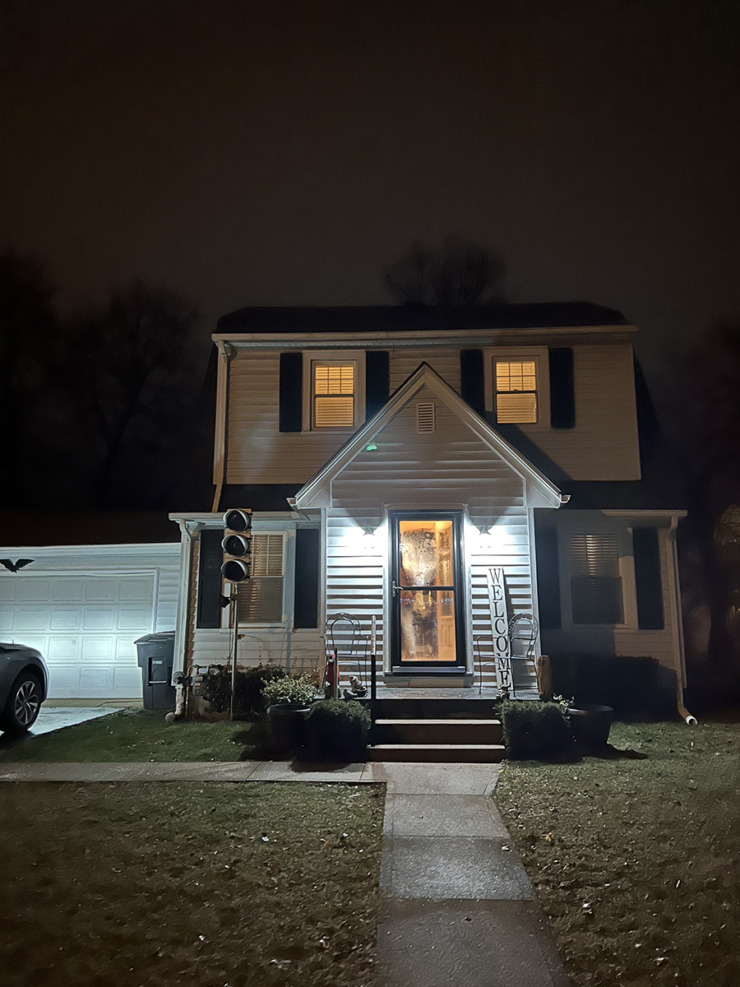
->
2 0 739 377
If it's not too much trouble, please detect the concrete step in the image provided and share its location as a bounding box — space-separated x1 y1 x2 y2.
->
369 743 505 763
373 717 502 746
359 697 499 719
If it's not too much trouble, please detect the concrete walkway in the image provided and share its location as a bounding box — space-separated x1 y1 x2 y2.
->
0 759 569 986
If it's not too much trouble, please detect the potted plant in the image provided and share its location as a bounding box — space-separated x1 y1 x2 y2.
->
263 674 317 756
566 703 615 747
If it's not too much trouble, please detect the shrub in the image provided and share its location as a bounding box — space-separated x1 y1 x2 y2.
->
501 700 573 760
262 674 317 708
199 663 286 716
304 700 371 762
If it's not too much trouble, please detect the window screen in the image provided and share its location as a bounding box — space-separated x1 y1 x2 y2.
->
570 533 623 624
495 359 538 423
313 362 355 428
236 534 284 623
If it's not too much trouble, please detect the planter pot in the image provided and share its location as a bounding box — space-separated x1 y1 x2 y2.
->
267 703 310 756
567 704 615 747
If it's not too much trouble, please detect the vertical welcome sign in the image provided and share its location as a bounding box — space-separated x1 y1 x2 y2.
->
487 567 510 658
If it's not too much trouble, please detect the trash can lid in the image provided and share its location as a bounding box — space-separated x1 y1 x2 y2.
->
134 631 176 644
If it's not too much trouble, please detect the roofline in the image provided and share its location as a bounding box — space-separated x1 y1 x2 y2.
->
212 324 638 350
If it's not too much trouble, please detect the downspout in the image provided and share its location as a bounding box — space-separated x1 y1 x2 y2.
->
171 519 203 719
668 516 698 725
211 341 234 513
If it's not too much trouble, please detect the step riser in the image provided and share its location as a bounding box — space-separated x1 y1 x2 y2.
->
369 746 504 763
373 722 502 745
359 698 498 719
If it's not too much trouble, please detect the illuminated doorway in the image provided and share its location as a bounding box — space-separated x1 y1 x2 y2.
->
390 512 466 670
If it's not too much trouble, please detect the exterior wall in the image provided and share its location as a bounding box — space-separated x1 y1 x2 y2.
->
184 519 324 676
537 511 681 676
327 386 541 690
515 344 640 480
224 339 640 486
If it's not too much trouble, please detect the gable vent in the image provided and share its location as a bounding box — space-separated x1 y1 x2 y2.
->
416 401 436 433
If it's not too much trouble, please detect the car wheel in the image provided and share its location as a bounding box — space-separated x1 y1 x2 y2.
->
0 673 43 734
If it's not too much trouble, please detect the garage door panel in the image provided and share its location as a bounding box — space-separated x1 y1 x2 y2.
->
118 577 153 602
17 580 50 602
50 609 83 630
83 609 116 631
15 609 50 631
117 608 152 630
81 636 115 661
51 579 86 602
0 610 12 631
47 637 80 661
85 581 118 602
0 580 16 602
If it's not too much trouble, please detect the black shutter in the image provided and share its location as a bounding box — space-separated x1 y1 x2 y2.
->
279 352 303 432
197 529 223 629
294 528 320 628
365 350 390 420
549 347 575 429
535 527 562 629
460 349 485 415
633 527 664 630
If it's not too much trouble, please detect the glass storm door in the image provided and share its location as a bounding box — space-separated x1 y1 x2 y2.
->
390 512 466 669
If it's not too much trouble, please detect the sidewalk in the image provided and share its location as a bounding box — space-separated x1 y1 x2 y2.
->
0 759 569 986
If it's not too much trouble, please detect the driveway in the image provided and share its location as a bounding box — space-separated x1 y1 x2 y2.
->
30 705 122 736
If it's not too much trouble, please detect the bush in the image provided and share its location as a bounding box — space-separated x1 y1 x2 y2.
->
304 700 371 763
501 700 573 760
549 654 672 718
262 674 317 708
199 663 286 716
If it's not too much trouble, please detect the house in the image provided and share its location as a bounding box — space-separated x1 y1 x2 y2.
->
169 303 688 712
0 513 180 699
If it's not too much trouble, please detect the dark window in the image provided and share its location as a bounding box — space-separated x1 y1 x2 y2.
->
570 534 623 624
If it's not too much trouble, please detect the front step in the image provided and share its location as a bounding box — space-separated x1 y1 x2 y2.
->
373 717 503 746
369 743 505 763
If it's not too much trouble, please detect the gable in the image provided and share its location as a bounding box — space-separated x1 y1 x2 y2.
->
292 363 564 511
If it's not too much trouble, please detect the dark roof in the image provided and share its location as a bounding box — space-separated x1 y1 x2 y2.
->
0 512 180 548
217 302 629 335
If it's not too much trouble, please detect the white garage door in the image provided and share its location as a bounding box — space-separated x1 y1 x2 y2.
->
0 573 155 699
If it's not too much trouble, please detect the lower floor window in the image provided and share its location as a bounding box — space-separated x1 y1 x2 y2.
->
570 533 623 624
235 534 284 623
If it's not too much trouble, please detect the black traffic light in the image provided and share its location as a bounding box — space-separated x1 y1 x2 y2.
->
221 509 252 582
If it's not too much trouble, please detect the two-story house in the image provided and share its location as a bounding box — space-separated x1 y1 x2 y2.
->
170 303 687 709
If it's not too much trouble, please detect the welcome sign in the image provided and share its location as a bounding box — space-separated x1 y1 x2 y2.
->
487 566 510 658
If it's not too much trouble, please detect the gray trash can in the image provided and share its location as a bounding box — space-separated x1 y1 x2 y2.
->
135 631 176 710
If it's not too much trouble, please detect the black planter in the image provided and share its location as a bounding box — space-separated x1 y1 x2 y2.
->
267 703 310 756
567 704 615 747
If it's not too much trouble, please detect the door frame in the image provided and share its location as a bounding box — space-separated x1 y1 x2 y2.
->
388 510 467 672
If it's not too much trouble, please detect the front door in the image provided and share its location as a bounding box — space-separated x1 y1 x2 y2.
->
390 512 466 670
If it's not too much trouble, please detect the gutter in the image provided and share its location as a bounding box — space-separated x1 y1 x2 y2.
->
668 516 698 725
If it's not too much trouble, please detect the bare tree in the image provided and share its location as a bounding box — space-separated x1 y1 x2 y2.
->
384 237 504 306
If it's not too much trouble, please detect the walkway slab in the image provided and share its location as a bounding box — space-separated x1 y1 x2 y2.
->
363 761 500 795
384 793 510 838
377 898 570 987
382 835 532 900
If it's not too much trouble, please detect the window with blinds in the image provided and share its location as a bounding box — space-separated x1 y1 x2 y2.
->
235 534 284 624
312 361 355 428
570 533 623 624
495 359 538 423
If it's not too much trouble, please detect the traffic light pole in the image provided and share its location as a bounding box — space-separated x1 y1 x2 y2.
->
230 583 239 721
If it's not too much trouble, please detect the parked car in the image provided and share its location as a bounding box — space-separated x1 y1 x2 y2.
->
0 643 49 734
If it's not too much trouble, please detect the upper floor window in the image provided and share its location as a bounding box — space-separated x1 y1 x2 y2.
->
312 360 356 428
495 359 538 423
484 346 549 428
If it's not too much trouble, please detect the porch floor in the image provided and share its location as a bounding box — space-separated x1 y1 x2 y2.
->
354 685 539 701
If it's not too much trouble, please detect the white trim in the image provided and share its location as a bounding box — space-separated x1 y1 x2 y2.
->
213 340 233 493
527 509 543 657
173 520 201 676
293 363 565 511
0 542 180 557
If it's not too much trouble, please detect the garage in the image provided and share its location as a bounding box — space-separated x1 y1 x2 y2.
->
0 513 182 702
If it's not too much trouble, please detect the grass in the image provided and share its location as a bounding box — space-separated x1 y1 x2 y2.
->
494 719 740 986
0 781 384 987
0 709 258 762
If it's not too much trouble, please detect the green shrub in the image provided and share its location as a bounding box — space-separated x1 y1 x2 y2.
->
304 700 371 763
200 663 286 716
262 674 317 708
501 700 573 760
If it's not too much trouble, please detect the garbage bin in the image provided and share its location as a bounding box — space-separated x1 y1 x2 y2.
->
134 631 176 710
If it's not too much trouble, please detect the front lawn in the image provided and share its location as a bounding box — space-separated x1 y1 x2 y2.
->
495 720 740 986
0 709 254 762
0 781 384 987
